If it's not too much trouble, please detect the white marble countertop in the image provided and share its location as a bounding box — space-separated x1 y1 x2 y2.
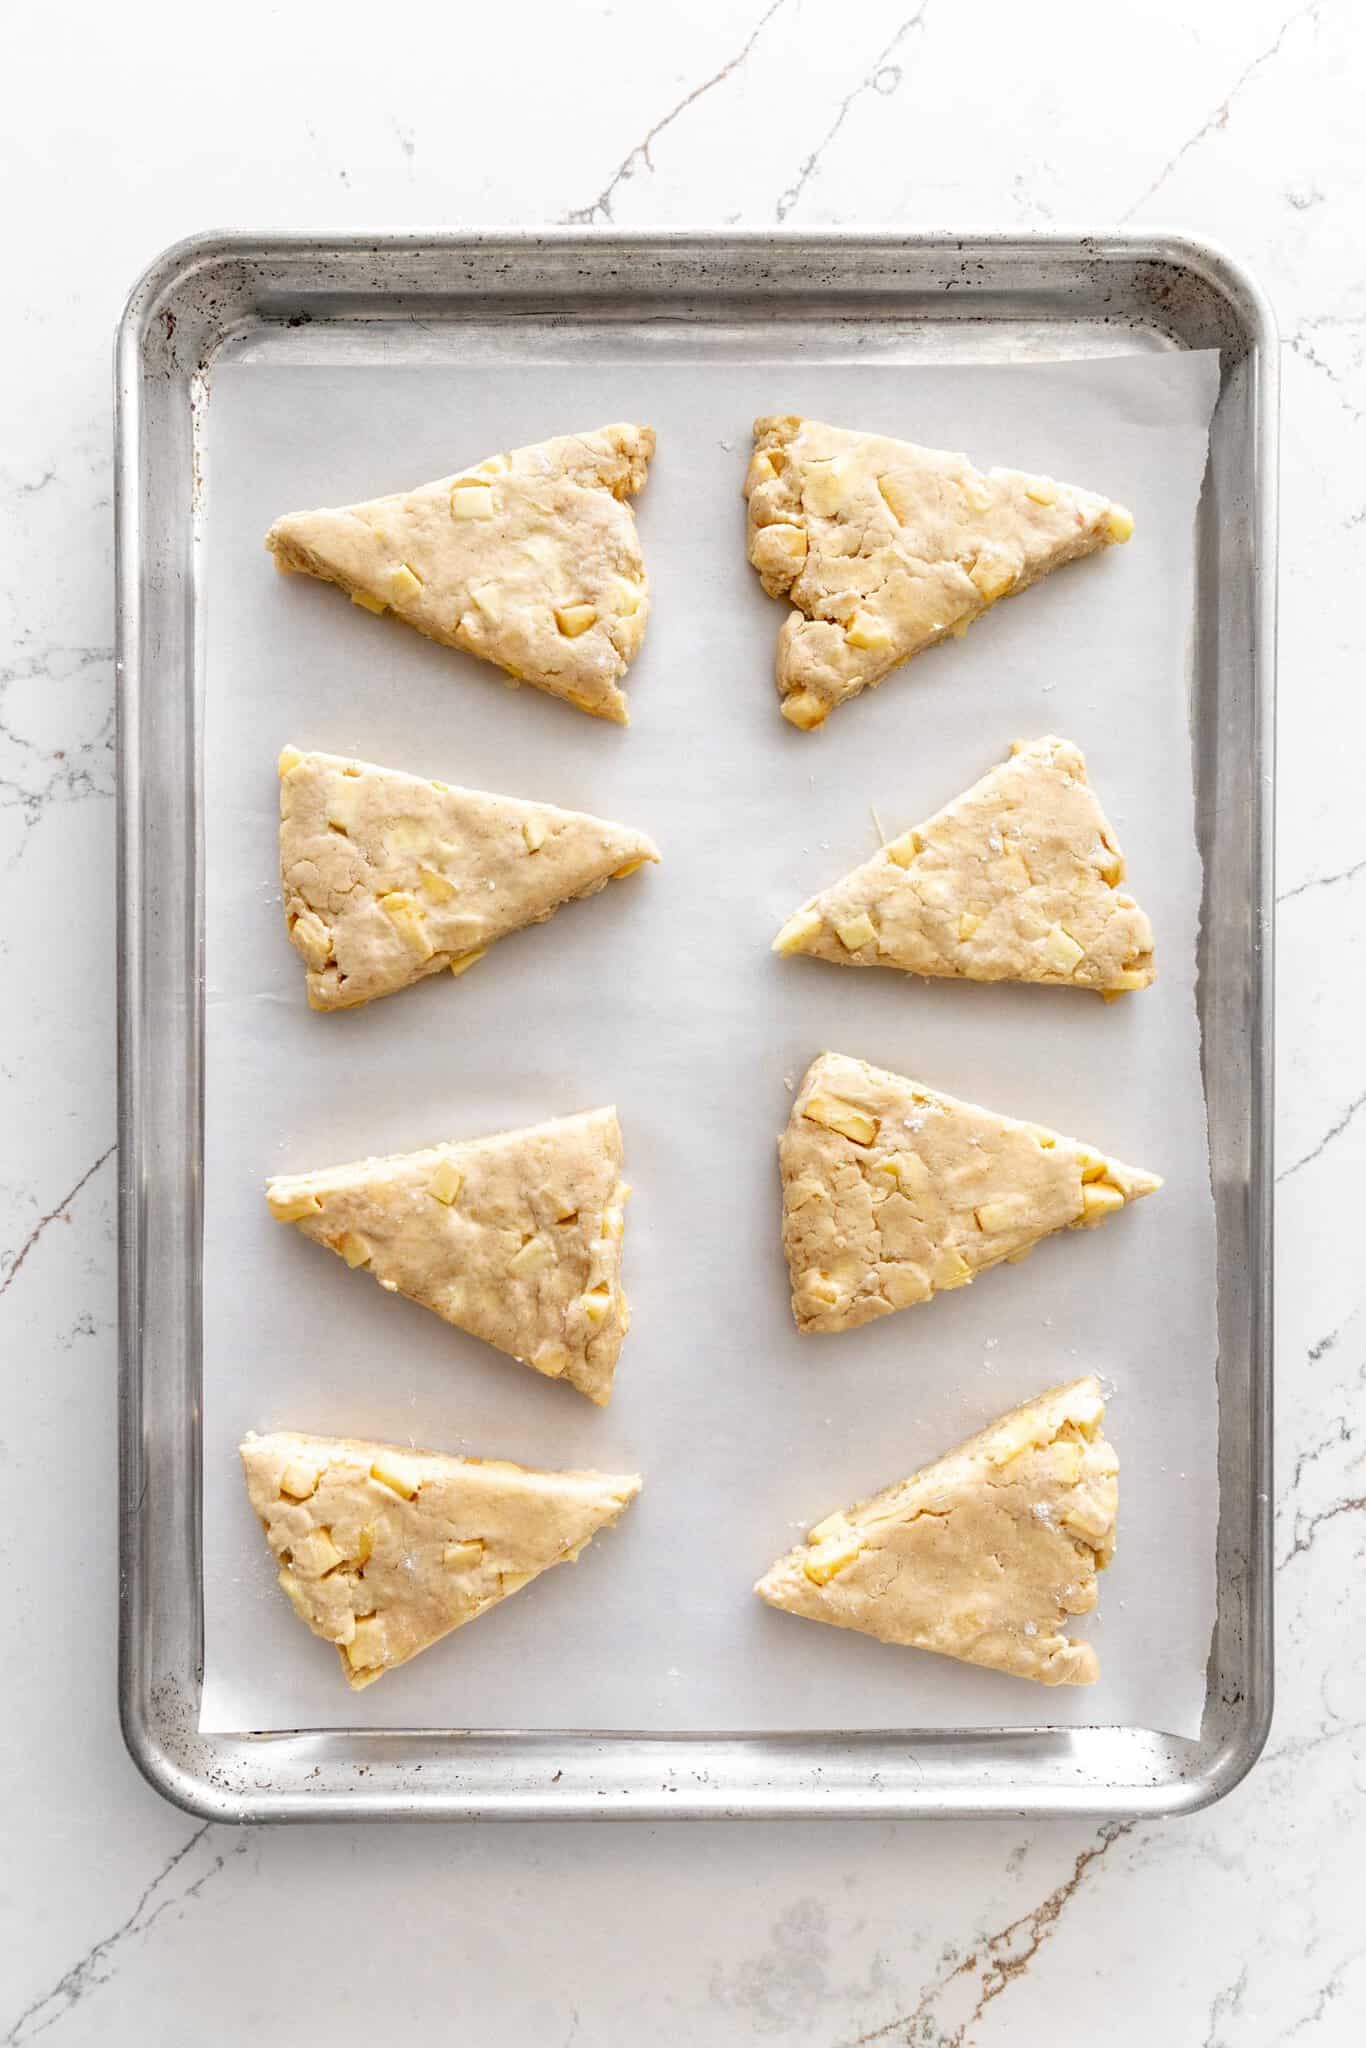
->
2 0 1362 2040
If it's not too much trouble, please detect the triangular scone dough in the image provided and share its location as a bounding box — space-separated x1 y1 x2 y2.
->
774 737 1154 996
755 1377 1116 1686
278 746 659 1011
266 423 654 723
781 1053 1160 1333
266 1109 631 1403
241 1430 641 1689
745 416 1133 729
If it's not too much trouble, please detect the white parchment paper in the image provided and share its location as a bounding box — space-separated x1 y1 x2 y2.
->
198 349 1220 1738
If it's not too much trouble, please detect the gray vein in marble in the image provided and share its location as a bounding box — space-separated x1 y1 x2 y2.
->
0 1144 116 1301
1286 1414 1356 1508
1278 1088 1366 1183
838 1822 1135 2047
2 1823 249 2044
774 5 931 222
1120 0 1326 220
1201 1962 1249 2048
1293 312 1366 333
1278 852 1366 904
0 646 112 688
1010 168 1056 224
0 644 116 864
1308 1317 1346 1365
562 0 791 225
1304 1294 1364 1376
5 466 57 498
55 1308 100 1350
1280 1493 1366 1569
710 1898 892 2035
1285 322 1365 423
1263 1716 1357 1771
1282 1958 1358 2037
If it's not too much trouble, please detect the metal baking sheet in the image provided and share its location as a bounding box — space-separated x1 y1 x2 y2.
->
116 230 1275 1821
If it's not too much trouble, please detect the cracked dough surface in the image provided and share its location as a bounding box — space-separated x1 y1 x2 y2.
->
744 415 1132 729
266 423 654 723
266 1107 631 1404
278 745 659 1010
241 1430 640 1689
781 1053 1161 1334
774 735 1154 995
754 1376 1117 1686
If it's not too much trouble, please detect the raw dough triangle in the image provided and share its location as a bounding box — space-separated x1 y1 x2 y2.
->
745 415 1133 729
781 1053 1160 1333
278 746 659 1011
266 1108 631 1403
241 1430 641 1689
755 1377 1116 1686
774 736 1154 996
266 423 654 723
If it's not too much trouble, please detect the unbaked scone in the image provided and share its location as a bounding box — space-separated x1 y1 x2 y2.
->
266 424 654 722
774 736 1154 996
241 1430 641 1689
781 1053 1160 1334
744 416 1133 729
755 1376 1116 1685
278 745 659 1010
266 1108 631 1403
